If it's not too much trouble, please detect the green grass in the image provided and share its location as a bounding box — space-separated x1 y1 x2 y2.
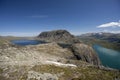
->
0 68 3 73
0 39 7 45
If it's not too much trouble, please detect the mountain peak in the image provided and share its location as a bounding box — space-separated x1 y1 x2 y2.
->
37 30 80 44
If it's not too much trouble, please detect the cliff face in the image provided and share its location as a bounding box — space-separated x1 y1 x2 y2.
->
38 30 80 44
71 43 101 65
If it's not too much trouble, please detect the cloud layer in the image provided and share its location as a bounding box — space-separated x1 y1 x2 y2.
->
97 21 120 28
28 15 48 18
102 29 120 33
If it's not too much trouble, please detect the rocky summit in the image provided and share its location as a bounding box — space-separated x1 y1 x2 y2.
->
37 30 80 44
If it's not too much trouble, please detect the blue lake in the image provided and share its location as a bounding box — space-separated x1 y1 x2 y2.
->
11 40 46 46
93 44 120 70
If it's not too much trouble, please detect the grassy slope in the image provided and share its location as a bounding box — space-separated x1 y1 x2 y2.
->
1 64 119 80
0 38 9 45
21 64 120 80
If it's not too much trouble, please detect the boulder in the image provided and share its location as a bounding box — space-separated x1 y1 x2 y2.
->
71 43 101 65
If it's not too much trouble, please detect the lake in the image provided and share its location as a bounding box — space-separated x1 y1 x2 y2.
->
11 40 120 70
93 44 120 70
11 40 46 46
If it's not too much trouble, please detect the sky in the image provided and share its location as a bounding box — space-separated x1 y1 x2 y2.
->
0 0 120 36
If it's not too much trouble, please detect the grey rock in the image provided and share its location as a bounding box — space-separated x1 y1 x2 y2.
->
71 43 101 65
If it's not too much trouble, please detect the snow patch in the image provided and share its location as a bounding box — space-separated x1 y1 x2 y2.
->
45 61 77 67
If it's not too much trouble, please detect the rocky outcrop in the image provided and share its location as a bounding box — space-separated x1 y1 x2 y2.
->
37 30 80 44
71 43 101 65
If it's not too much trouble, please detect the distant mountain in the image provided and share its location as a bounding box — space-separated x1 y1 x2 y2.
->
0 36 2 38
37 30 80 44
77 32 120 51
80 32 120 43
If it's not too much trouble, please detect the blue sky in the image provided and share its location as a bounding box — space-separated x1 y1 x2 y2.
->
0 0 120 36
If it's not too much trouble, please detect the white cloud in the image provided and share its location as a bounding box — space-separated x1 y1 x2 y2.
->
109 30 120 33
28 15 48 18
97 21 120 28
102 30 120 33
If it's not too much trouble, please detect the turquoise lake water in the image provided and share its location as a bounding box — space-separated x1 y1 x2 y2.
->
93 45 120 70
